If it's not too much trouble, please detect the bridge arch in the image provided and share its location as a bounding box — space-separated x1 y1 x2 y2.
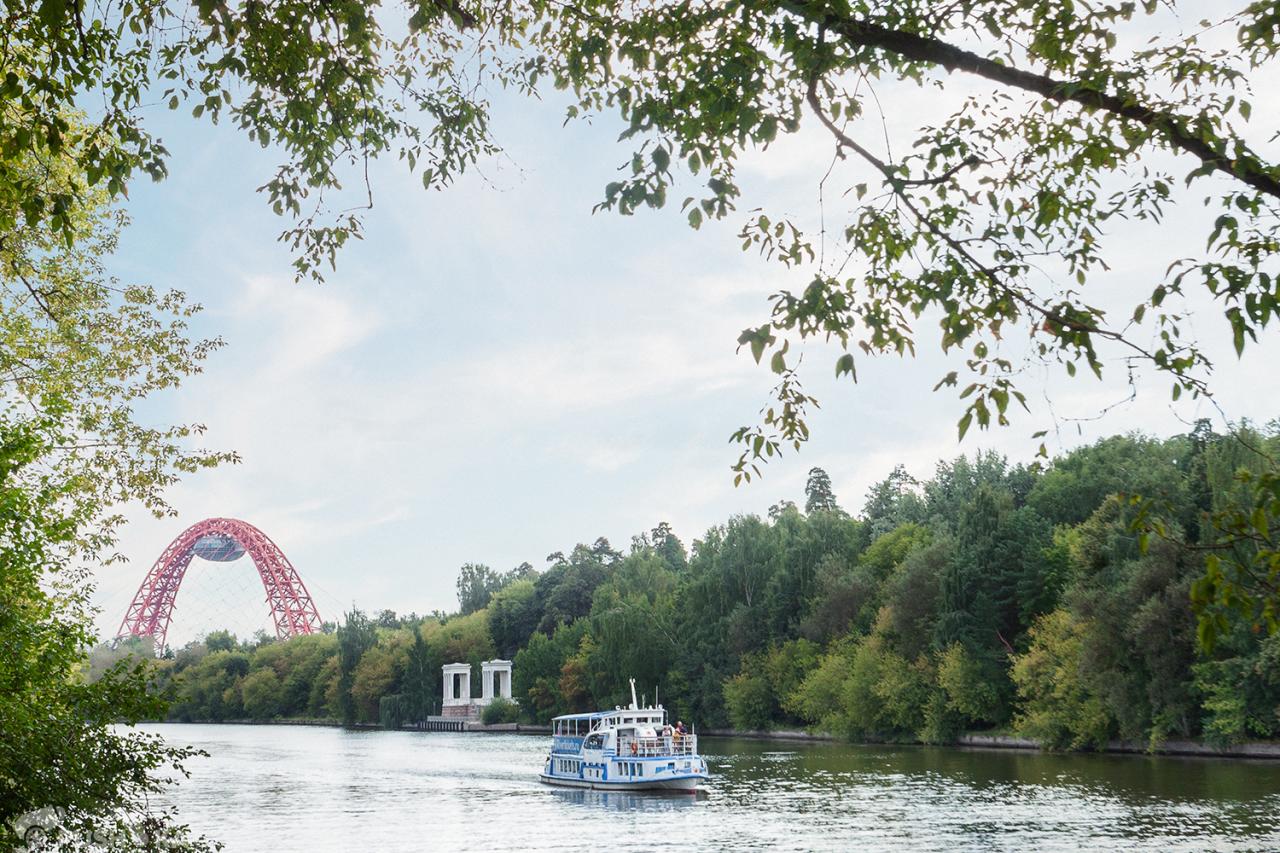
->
116 517 322 650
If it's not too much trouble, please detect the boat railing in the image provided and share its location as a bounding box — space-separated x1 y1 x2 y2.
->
615 734 697 757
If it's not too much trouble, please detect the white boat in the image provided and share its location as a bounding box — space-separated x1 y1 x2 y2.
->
539 679 710 792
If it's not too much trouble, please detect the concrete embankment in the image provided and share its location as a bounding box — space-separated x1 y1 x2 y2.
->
706 729 1280 759
462 722 551 733
956 733 1280 759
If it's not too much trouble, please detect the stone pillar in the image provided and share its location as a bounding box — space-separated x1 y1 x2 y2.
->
442 663 471 707
482 659 513 704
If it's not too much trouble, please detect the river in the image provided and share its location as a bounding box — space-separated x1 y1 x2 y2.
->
145 723 1280 851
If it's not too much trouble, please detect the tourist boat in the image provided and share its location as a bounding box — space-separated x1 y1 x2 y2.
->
540 680 709 791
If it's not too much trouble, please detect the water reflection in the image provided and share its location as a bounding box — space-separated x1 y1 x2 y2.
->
549 788 707 812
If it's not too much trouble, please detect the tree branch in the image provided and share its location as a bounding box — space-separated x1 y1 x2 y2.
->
803 71 1207 392
782 2 1280 201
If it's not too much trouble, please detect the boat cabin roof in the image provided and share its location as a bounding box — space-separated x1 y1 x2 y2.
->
551 708 667 725
551 711 611 722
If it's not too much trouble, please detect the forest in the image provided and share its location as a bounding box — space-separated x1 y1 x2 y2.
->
99 422 1280 750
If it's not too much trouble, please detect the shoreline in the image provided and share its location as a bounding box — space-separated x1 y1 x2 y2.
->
156 718 1280 759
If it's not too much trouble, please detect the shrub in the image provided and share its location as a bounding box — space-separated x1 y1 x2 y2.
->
482 697 521 725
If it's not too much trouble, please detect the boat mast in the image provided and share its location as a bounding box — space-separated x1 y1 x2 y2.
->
629 677 639 710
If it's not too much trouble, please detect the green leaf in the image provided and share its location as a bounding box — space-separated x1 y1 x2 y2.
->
38 0 68 28
652 146 671 173
835 353 856 379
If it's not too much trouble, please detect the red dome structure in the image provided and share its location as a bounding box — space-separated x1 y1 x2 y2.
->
116 517 322 650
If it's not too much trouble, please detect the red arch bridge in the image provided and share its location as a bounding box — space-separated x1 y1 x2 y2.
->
116 517 322 650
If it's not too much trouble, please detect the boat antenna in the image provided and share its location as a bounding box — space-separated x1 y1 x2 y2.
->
629 677 639 710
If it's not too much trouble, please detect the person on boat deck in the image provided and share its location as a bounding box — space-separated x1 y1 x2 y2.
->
676 721 687 736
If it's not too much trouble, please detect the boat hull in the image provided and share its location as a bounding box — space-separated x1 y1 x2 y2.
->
539 773 705 792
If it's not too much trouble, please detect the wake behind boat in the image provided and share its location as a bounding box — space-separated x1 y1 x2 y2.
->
539 679 709 792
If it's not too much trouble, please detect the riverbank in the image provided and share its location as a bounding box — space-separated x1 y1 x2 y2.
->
709 728 1280 759
162 717 1280 759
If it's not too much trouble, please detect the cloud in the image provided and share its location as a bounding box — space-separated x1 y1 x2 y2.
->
231 275 382 378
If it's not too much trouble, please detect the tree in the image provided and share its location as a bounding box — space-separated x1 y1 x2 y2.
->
804 467 840 515
862 466 925 539
403 626 440 723
456 562 503 615
723 671 774 731
351 644 405 723
0 423 213 850
241 668 284 720
535 544 615 632
1011 610 1113 750
205 630 237 653
336 608 378 726
650 522 688 570
488 578 540 659
0 109 224 846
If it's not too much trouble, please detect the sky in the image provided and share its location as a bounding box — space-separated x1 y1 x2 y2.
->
89 29 1280 646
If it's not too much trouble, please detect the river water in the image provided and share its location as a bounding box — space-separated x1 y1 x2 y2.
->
145 723 1280 852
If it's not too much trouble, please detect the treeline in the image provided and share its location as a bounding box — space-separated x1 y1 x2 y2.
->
103 422 1280 748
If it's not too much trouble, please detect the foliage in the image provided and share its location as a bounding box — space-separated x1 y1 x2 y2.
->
1184 426 1280 648
488 578 539 658
402 626 440 723
0 422 215 850
0 108 225 847
423 608 495 667
12 0 1280 435
723 671 775 731
456 563 503 615
336 608 378 726
804 467 840 515
1193 633 1280 745
1011 610 1112 750
936 643 1001 727
350 642 406 723
125 424 1280 752
240 667 284 720
526 0 1280 480
481 697 521 725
